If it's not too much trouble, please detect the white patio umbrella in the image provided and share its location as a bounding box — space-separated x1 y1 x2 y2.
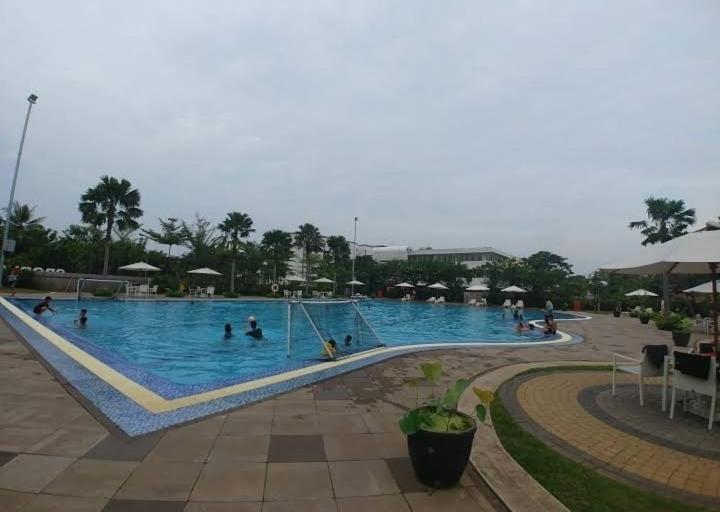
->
187 267 222 275
312 277 334 284
395 282 414 288
466 284 490 292
625 289 659 297
118 261 161 286
285 275 305 283
346 279 365 286
601 230 720 346
684 281 716 294
428 282 449 290
501 285 527 293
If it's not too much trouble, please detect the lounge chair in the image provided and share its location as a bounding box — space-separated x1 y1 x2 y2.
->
612 344 668 406
426 297 436 303
669 352 717 430
479 298 488 308
149 285 158 295
436 296 445 304
206 286 215 298
467 298 477 306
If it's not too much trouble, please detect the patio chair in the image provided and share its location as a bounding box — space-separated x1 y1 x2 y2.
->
467 298 477 306
426 297 436 303
479 298 488 308
502 299 511 308
708 319 716 336
312 291 320 298
283 289 291 298
612 344 668 406
696 314 704 326
206 286 215 298
436 296 445 304
669 352 717 430
149 285 158 295
188 287 199 297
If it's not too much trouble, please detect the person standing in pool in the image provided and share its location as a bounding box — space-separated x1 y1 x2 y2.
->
74 309 88 328
245 316 263 339
224 323 233 339
33 296 55 316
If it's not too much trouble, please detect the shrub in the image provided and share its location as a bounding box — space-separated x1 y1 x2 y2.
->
165 289 184 298
92 288 113 297
629 310 639 318
653 312 692 332
223 292 239 298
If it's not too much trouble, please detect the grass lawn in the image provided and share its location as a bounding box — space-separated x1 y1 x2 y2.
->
491 368 711 512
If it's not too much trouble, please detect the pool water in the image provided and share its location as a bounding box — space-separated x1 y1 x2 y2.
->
15 299 568 386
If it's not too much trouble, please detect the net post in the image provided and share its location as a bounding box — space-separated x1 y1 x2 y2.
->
287 300 292 358
351 300 384 346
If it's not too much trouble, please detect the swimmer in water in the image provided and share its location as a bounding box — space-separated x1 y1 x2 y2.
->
33 296 55 316
74 309 88 328
343 334 352 347
224 323 233 339
245 316 263 339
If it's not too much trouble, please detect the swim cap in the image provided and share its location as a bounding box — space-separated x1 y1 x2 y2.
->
248 315 256 322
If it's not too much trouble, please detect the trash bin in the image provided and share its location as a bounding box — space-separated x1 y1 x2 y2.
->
572 300 582 311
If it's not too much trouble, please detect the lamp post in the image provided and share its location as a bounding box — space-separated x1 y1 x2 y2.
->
0 94 38 287
351 216 358 296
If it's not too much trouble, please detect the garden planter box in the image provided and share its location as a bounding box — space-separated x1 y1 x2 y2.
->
407 415 477 488
672 331 691 347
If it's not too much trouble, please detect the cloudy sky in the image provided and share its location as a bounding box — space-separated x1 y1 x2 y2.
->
1 0 718 273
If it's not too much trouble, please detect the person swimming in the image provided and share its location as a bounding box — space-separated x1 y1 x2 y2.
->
33 296 55 316
323 338 338 358
245 316 263 339
74 309 88 328
224 323 233 339
343 334 352 347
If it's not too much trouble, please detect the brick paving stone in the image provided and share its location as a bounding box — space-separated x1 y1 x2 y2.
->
329 460 400 497
208 435 270 462
184 503 261 512
336 495 411 512
114 459 203 501
264 462 333 501
268 435 326 462
404 488 483 512
0 453 75 492
261 499 338 512
190 460 266 502
27 427 108 457
27 494 107 511
103 499 186 512
43 459 137 498
84 434 160 462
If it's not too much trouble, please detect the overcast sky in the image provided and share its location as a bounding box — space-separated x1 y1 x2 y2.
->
1 1 718 274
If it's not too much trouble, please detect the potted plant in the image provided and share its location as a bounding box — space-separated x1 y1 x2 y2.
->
399 363 494 488
613 303 622 318
638 310 651 324
654 312 693 347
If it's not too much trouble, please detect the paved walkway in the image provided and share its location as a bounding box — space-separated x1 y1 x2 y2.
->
1 311 713 511
499 369 720 509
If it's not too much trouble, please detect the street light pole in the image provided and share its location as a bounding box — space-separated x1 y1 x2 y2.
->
0 94 38 287
351 216 358 296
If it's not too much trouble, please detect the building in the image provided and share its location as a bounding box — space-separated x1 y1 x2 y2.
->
407 247 510 269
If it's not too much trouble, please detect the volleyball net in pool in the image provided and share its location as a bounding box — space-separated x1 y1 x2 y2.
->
286 300 385 361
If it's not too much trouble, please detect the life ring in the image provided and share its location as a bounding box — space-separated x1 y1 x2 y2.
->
271 283 280 293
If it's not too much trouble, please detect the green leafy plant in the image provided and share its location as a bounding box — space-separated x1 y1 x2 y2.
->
638 310 652 322
398 363 494 435
92 287 113 297
223 291 239 298
653 312 692 332
629 310 639 318
165 289 184 298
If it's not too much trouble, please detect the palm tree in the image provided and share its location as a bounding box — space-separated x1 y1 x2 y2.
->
79 176 143 276
0 202 46 250
142 217 188 260
181 214 218 263
324 235 351 292
261 229 293 282
629 197 696 246
218 212 255 293
293 223 324 283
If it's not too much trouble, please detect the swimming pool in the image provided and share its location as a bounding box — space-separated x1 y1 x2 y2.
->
0 297 582 435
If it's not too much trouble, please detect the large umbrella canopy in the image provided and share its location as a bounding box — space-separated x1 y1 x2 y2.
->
501 285 527 293
415 281 428 287
346 280 365 286
188 267 222 276
119 262 161 272
312 277 334 284
466 284 490 292
684 281 716 294
284 275 305 282
428 282 449 290
395 282 414 288
625 289 659 297
600 230 720 346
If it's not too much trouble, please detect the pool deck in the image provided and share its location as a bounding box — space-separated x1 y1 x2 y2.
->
1 307 718 511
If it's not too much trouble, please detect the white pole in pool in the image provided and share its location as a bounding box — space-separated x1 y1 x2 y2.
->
351 216 358 297
286 300 292 358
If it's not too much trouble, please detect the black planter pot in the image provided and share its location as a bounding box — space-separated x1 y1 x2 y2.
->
407 414 477 488
672 331 691 347
640 317 650 324
613 311 621 318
